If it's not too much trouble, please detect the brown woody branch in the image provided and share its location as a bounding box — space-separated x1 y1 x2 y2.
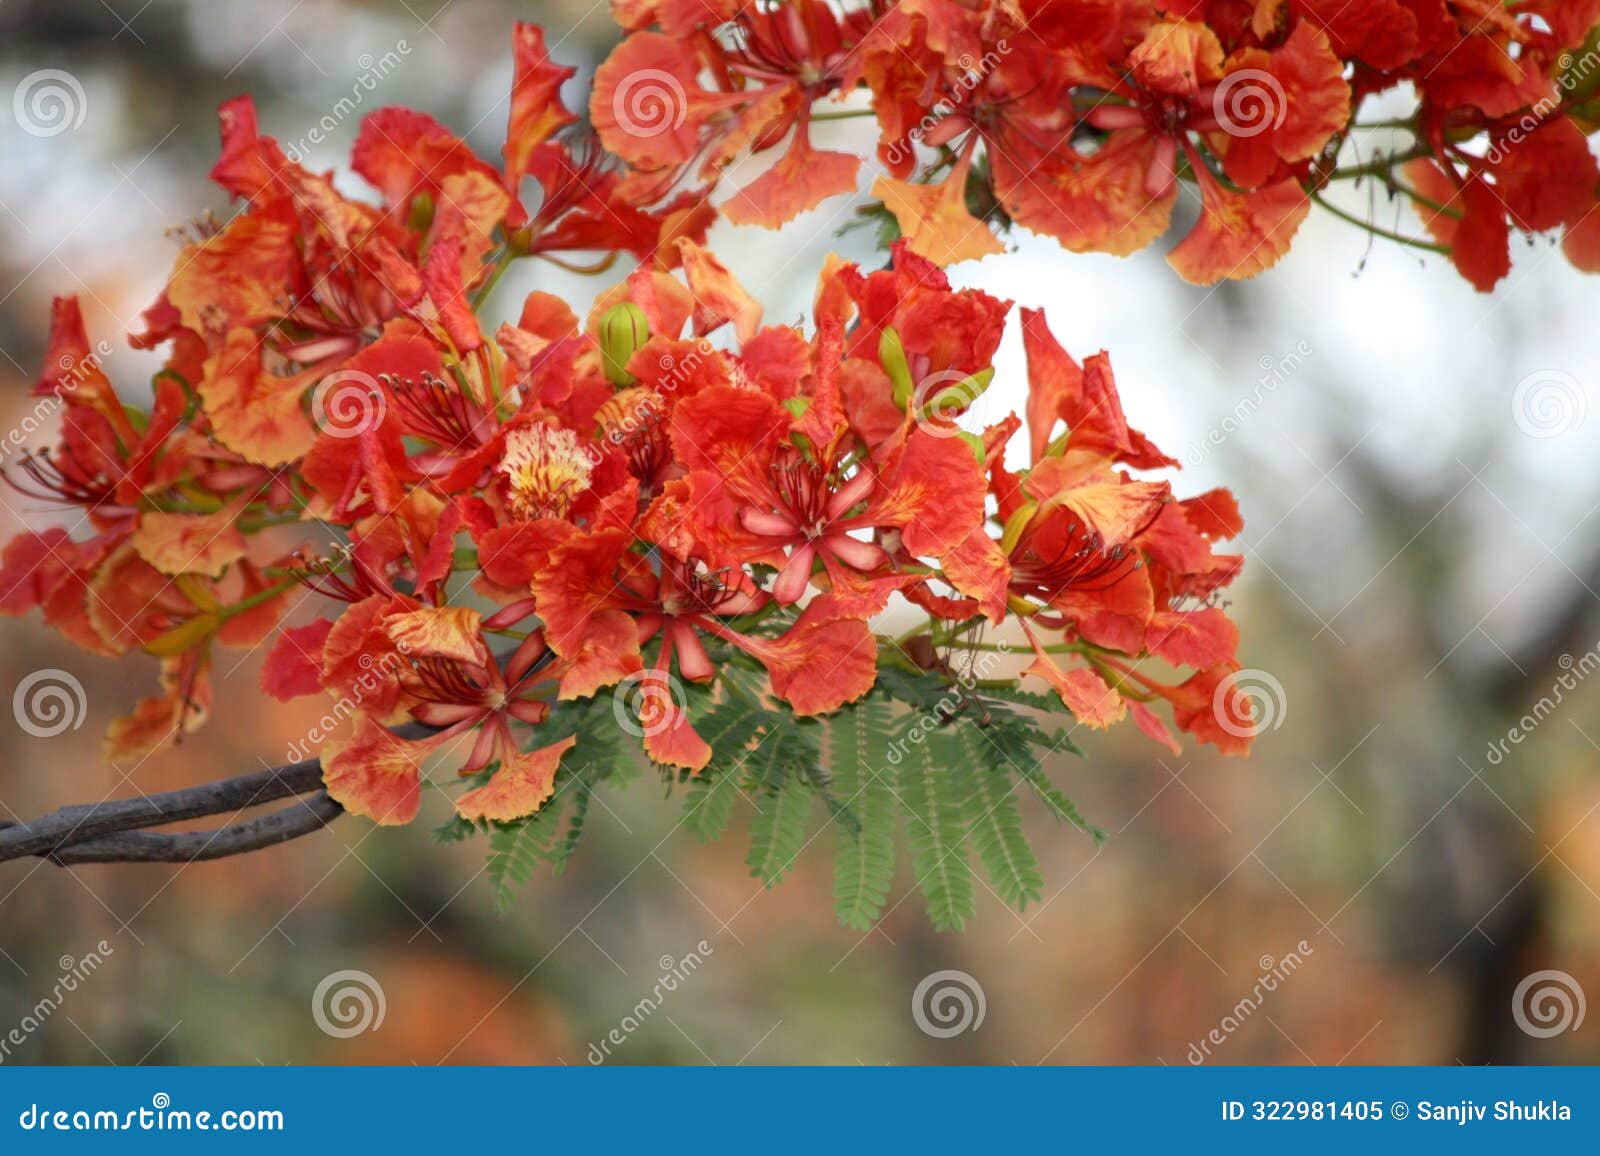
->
0 758 340 867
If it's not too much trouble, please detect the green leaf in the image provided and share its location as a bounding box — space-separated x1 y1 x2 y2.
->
550 778 592 877
873 666 955 712
485 793 568 913
954 727 1044 910
680 695 766 842
826 696 897 930
898 723 976 932
1015 759 1106 845
744 722 822 886
430 814 480 844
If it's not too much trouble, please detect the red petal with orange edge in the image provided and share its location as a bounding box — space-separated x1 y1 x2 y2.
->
722 136 860 228
1167 174 1309 285
1129 20 1225 99
422 205 484 352
320 716 432 825
557 609 643 699
872 173 1003 267
669 385 791 482
1048 479 1171 546
503 23 576 220
1025 653 1126 729
639 676 713 771
322 594 414 721
131 508 247 578
198 330 317 467
994 129 1177 258
1146 607 1239 669
433 170 512 282
676 238 762 343
456 735 578 821
1449 176 1512 292
530 527 632 657
1170 664 1254 756
383 605 489 666
261 619 335 702
591 33 702 170
941 528 1011 625
1129 701 1183 756
168 204 305 337
755 615 877 716
352 107 499 216
873 426 989 558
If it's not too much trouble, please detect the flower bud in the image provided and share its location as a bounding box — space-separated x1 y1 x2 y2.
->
879 326 916 409
406 192 435 235
599 302 650 386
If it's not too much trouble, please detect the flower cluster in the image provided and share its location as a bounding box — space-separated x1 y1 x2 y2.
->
595 0 1600 288
0 20 1254 831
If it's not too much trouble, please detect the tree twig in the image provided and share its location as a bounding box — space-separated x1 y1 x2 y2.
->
36 791 345 865
0 759 327 862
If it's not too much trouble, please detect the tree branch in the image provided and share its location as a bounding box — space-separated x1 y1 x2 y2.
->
37 791 345 865
0 758 338 867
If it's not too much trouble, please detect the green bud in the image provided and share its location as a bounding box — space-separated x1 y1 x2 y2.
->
406 192 436 235
599 302 650 386
999 501 1038 555
922 366 995 420
879 327 916 409
955 429 987 467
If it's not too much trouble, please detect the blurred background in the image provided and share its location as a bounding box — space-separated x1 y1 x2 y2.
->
1 0 1598 1066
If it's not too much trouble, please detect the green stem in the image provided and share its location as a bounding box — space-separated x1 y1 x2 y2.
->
1309 189 1450 255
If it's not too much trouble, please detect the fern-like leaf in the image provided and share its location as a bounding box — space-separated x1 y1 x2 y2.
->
486 794 568 913
898 724 976 931
745 722 821 885
954 727 1044 909
826 695 897 930
680 695 765 842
